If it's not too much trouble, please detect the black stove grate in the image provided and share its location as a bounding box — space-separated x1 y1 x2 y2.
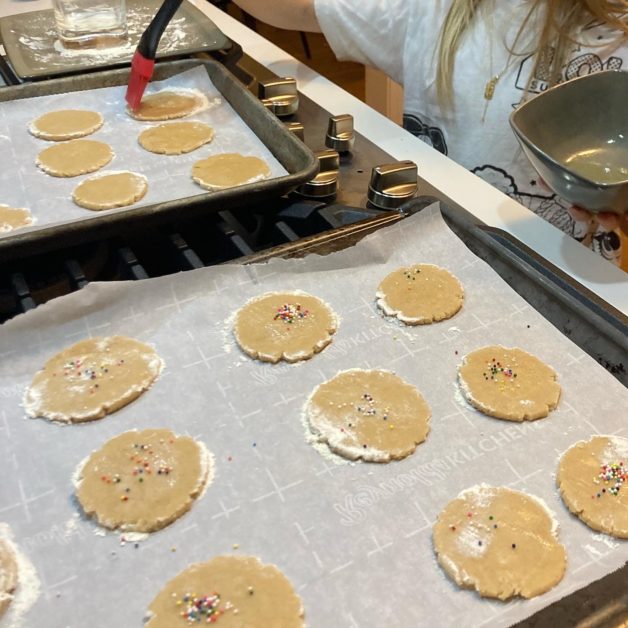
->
0 199 383 322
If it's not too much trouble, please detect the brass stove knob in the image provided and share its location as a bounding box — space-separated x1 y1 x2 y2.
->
285 121 305 141
325 114 354 153
296 149 339 198
367 161 418 209
258 77 299 117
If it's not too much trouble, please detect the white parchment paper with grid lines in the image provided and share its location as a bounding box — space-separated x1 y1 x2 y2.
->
0 205 626 628
0 66 286 240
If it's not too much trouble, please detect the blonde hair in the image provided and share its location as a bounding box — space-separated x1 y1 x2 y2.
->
436 0 628 107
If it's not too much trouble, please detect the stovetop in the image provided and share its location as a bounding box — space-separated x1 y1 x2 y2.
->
0 48 404 322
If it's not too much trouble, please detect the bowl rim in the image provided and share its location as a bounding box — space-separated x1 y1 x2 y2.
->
509 69 628 189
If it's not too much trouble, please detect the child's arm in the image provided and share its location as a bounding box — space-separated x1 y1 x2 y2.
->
230 0 321 33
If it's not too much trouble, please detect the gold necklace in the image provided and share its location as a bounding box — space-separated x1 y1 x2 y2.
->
481 3 521 122
481 54 517 122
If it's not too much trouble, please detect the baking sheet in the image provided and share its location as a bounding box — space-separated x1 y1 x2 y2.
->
0 204 626 628
0 65 287 240
0 0 230 79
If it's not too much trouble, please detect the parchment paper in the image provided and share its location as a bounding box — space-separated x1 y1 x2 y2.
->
0 66 287 239
0 205 626 628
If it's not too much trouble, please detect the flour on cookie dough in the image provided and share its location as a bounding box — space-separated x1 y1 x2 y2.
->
146 555 304 627
0 524 40 626
36 139 113 177
128 90 209 121
24 335 163 423
0 205 34 233
376 263 464 324
138 120 214 155
233 291 337 363
76 428 213 533
72 171 148 211
29 109 103 140
0 537 18 619
557 435 628 538
433 485 566 600
192 153 271 191
458 346 560 421
305 368 431 462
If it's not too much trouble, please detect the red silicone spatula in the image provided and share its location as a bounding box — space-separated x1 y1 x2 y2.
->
125 0 184 111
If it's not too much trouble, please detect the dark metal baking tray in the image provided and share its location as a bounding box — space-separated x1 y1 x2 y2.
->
0 58 319 261
0 0 231 80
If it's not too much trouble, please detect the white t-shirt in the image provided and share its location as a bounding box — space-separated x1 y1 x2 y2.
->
315 0 627 264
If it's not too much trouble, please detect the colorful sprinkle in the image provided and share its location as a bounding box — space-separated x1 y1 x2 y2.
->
593 461 626 497
403 268 421 281
274 303 309 324
484 358 517 383
177 592 232 624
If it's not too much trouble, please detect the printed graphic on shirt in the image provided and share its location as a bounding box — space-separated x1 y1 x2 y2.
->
470 165 621 265
514 22 623 97
402 114 448 155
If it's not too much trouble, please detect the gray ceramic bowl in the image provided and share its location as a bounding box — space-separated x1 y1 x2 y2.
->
510 70 628 214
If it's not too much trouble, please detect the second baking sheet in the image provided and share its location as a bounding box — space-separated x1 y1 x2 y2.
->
0 204 626 627
0 65 287 238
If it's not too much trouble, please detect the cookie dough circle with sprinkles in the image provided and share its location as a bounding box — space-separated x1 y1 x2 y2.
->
24 336 163 423
145 555 304 627
0 537 18 618
458 345 560 421
233 291 337 363
433 485 566 600
557 435 628 538
72 171 148 211
29 109 103 141
305 368 431 462
75 428 212 533
128 90 208 121
376 263 464 324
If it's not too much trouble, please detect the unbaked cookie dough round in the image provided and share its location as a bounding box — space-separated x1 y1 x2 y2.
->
36 139 113 177
0 538 18 618
29 109 103 141
138 120 214 155
234 291 337 363
24 335 163 423
433 485 566 600
458 346 560 421
376 263 464 324
305 368 431 462
557 435 628 538
72 171 148 211
192 153 271 191
128 90 207 121
146 555 304 627
76 428 212 533
0 205 34 233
